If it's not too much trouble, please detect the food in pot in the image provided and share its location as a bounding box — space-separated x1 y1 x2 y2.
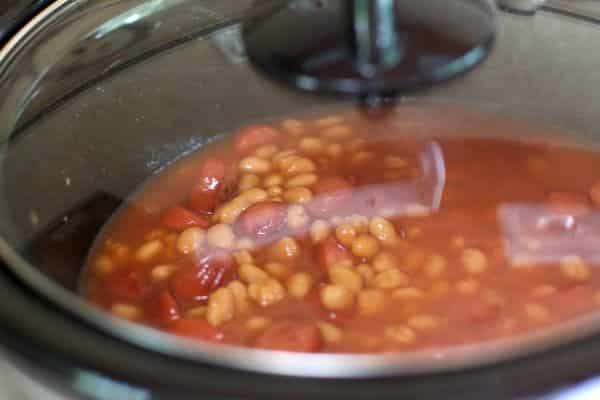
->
80 108 600 353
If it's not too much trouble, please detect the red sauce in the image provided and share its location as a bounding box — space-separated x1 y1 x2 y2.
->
80 107 600 353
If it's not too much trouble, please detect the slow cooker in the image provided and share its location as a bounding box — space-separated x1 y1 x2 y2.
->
2 1 600 399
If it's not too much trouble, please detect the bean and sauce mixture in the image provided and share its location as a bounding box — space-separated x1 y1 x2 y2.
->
81 109 600 353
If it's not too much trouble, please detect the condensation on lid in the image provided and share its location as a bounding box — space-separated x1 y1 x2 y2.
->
499 204 600 265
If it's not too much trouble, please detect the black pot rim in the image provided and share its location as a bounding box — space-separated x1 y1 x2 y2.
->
2 1 600 398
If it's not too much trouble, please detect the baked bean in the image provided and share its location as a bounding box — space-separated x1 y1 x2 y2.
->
151 264 178 282
265 262 293 280
111 304 142 321
282 157 317 176
560 256 590 282
351 151 375 164
246 316 272 332
239 157 272 175
228 280 250 314
239 264 269 284
145 228 167 241
369 217 397 245
214 198 250 225
234 125 281 154
107 242 130 264
255 320 322 352
403 249 426 271
317 158 332 172
207 287 236 326
185 306 207 319
286 173 319 188
322 125 353 140
263 174 283 188
462 248 488 275
164 232 177 249
248 278 286 307
239 174 261 191
330 216 344 227
351 234 380 259
456 279 479 294
310 220 331 243
135 240 164 262
483 290 506 308
315 116 343 127
346 138 366 152
329 265 363 293
372 269 408 289
299 137 325 155
284 187 313 203
531 284 557 297
272 149 297 164
372 252 398 272
356 264 375 284
317 322 343 344
233 250 254 266
424 255 447 278
407 227 422 239
269 237 301 263
287 204 310 230
235 237 255 251
590 180 600 206
384 170 411 181
392 287 425 301
335 224 357 247
358 289 386 316
239 188 269 204
206 224 236 249
281 119 304 135
332 259 354 269
176 227 205 254
429 281 450 299
321 285 355 311
451 236 466 248
348 214 369 234
326 143 344 158
254 144 279 159
594 292 600 306
407 315 439 331
524 303 549 321
94 255 114 275
275 154 301 173
267 186 283 197
527 156 549 176
287 273 314 299
384 156 408 169
385 325 416 344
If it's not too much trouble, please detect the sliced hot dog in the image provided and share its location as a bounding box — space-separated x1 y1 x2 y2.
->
254 320 323 352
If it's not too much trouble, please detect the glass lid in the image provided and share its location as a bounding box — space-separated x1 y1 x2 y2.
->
1 0 600 379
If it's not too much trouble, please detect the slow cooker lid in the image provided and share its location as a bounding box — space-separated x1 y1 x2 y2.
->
1 0 600 387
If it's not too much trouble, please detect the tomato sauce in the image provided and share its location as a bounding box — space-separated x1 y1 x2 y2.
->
80 107 600 353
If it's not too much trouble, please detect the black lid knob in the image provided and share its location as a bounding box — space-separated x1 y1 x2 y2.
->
243 0 497 97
